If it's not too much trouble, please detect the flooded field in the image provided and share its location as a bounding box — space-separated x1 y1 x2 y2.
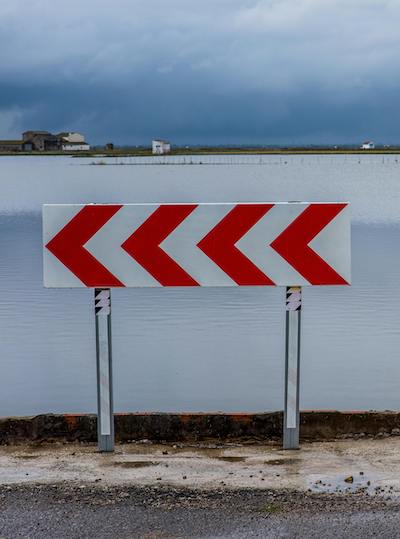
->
0 154 399 415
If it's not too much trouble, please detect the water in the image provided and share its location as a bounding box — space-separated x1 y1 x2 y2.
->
1 154 400 416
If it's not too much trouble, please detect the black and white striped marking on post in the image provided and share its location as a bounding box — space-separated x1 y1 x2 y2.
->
95 289 111 316
284 286 302 449
95 288 114 452
286 286 302 311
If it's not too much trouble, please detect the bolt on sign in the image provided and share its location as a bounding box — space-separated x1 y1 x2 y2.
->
43 202 351 451
43 203 350 287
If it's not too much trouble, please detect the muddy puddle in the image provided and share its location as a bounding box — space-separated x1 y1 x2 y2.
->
108 461 160 469
215 456 247 463
264 458 300 466
308 471 400 497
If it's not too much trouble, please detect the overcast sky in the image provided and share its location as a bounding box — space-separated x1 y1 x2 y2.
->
1 0 399 145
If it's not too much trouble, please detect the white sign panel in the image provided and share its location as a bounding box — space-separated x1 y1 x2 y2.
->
43 202 350 288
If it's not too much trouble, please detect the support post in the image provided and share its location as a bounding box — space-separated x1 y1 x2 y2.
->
283 286 301 450
95 288 114 452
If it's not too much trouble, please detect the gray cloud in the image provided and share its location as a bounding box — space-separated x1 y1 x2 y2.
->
1 0 400 144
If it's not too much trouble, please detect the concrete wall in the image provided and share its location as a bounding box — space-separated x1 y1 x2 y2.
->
1 411 400 444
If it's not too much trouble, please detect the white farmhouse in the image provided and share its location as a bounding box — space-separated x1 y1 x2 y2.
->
361 141 375 150
152 139 171 155
59 132 90 151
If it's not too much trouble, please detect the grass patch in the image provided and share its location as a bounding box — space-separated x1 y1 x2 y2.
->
262 503 282 514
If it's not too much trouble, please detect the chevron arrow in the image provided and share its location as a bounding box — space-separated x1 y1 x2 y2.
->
45 205 124 287
197 204 275 285
270 203 348 285
121 204 199 286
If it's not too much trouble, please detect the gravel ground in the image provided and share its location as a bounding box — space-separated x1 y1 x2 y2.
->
0 483 398 539
1 440 400 537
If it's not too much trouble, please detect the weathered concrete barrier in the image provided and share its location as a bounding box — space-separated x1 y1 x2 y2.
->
0 411 399 444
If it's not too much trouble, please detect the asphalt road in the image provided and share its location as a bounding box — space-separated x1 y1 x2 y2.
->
0 484 398 539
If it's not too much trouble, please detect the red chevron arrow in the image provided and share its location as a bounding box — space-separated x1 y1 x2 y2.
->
46 205 124 287
122 204 199 286
197 204 275 285
270 203 348 285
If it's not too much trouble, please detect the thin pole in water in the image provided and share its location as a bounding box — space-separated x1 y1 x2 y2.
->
95 288 115 452
283 286 301 450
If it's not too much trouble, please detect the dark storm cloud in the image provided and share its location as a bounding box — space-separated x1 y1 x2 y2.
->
1 0 400 144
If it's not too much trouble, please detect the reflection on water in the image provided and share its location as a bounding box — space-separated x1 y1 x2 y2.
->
0 155 400 415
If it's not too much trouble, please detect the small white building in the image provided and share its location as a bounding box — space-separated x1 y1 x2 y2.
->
152 139 171 155
59 132 90 151
361 141 375 150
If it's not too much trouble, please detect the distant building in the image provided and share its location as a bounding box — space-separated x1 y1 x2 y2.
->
0 140 23 152
0 140 34 152
152 139 171 155
361 141 375 150
58 132 90 151
22 131 61 151
21 131 90 151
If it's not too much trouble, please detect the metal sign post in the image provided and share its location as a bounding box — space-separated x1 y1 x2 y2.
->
283 287 302 450
94 289 114 452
